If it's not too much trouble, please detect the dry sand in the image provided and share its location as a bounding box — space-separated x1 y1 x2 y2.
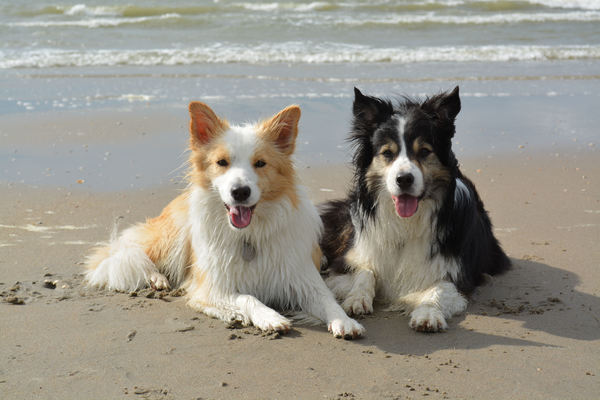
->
1 149 599 399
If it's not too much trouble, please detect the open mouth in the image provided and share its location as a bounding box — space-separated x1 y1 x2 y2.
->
392 194 419 218
224 204 256 229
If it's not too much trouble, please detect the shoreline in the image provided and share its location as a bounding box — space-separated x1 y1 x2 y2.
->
2 94 598 191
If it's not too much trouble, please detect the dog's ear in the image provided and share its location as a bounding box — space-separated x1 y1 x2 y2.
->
422 86 461 145
353 87 393 131
189 102 227 148
430 86 461 122
260 105 301 155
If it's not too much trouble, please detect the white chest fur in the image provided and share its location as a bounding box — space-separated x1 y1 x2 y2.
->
188 186 322 308
351 193 459 303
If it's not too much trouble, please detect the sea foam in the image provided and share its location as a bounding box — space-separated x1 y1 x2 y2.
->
2 44 599 69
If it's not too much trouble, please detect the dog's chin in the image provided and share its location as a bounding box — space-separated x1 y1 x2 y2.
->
225 204 257 229
391 194 421 218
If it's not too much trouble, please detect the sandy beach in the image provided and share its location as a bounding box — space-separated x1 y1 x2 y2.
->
1 136 599 399
2 1 600 397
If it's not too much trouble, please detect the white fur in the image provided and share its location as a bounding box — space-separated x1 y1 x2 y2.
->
86 226 161 291
385 117 424 197
400 282 468 331
185 182 363 337
213 125 262 207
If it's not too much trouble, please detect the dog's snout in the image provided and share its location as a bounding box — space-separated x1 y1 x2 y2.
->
396 173 414 190
231 185 251 202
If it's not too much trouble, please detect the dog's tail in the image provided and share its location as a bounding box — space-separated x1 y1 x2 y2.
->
85 222 156 292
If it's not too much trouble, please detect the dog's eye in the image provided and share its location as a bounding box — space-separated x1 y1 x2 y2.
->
417 148 432 158
254 160 266 168
381 149 394 158
216 159 229 167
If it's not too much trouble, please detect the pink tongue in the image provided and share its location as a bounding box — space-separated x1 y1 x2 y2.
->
392 195 419 218
229 205 253 229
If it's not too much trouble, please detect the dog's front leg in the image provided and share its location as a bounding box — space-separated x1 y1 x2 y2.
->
326 251 376 316
340 269 376 316
302 278 365 339
400 281 467 332
187 291 290 332
232 294 292 332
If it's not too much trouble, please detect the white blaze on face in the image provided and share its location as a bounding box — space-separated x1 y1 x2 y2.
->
385 117 424 198
212 125 262 208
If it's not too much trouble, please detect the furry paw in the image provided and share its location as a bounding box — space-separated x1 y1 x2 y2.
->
328 317 365 339
227 311 252 327
149 272 170 290
342 294 374 316
409 306 448 332
252 309 292 333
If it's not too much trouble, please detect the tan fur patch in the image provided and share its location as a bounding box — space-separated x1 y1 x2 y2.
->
365 138 400 191
188 139 231 190
412 138 452 190
365 152 389 193
188 102 230 189
185 257 210 311
85 244 111 272
85 192 193 281
253 138 299 207
311 244 323 271
335 223 355 259
140 193 191 269
412 138 433 160
426 160 452 184
380 141 398 157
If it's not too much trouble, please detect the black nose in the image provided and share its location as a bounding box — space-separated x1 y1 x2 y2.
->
231 185 251 202
396 173 414 190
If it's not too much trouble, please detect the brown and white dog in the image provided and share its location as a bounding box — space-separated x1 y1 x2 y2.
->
85 102 364 339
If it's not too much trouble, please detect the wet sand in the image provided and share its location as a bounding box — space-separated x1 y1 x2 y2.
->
1 141 599 399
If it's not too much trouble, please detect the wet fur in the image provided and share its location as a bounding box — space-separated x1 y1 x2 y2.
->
320 87 510 332
85 102 364 339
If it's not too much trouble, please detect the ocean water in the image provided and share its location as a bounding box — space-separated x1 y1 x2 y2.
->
2 0 600 67
1 0 599 188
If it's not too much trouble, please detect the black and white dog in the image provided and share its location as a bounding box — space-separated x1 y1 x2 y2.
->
320 87 510 332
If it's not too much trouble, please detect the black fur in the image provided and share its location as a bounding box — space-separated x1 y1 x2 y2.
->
320 86 510 295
